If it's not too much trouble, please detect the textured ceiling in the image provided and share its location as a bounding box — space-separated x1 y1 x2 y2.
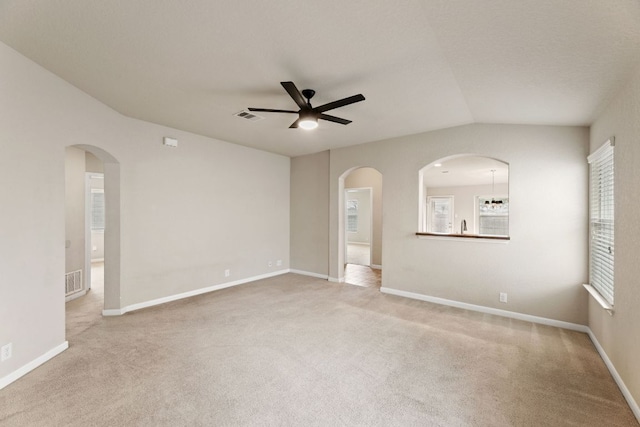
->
1 0 639 157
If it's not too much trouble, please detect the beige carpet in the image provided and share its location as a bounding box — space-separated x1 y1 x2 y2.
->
1 273 637 426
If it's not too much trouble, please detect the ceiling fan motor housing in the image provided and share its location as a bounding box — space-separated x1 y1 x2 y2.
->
301 89 316 102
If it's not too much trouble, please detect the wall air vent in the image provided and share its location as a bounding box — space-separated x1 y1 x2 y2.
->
234 110 265 122
65 269 83 296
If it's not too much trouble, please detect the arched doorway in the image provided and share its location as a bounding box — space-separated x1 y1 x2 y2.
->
338 167 383 287
64 144 121 315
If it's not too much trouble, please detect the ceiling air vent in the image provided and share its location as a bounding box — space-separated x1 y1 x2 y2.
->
234 110 264 122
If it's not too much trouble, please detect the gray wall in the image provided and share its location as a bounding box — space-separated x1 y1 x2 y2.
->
290 151 329 276
0 41 290 382
345 167 383 266
590 64 640 408
328 124 589 324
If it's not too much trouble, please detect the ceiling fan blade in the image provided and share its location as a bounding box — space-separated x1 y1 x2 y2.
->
289 118 300 128
281 81 308 110
312 94 365 113
319 114 352 125
247 108 298 114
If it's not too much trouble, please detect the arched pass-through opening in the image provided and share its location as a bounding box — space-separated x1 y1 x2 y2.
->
338 167 383 288
418 154 509 239
69 144 121 315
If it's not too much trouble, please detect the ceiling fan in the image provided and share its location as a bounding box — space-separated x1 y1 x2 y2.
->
248 81 365 130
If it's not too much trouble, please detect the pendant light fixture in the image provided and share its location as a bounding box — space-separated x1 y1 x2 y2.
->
485 169 503 208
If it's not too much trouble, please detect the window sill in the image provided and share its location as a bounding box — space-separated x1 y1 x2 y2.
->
583 284 614 315
416 232 510 242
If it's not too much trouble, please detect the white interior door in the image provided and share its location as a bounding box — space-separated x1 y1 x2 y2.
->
427 196 454 233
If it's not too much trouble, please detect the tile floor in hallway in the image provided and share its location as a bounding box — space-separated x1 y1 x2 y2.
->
344 263 381 288
346 243 371 266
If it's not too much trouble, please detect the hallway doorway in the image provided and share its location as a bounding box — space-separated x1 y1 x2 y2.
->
64 144 121 317
340 167 383 287
345 187 372 266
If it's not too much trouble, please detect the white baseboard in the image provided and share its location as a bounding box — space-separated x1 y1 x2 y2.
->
103 269 290 316
65 289 87 302
0 341 68 390
587 329 640 422
370 264 382 270
380 287 588 332
380 286 639 423
289 269 329 280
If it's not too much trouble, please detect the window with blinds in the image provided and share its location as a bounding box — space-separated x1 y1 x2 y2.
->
91 189 105 231
347 199 358 232
588 139 614 305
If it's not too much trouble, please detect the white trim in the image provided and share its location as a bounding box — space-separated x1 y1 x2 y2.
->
370 264 382 270
587 329 640 423
0 341 69 390
102 270 289 316
65 289 88 302
289 269 329 280
583 284 614 314
379 287 588 332
328 277 345 283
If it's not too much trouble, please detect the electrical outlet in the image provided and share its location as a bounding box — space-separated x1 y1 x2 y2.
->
224 269 230 277
499 292 508 303
1 343 12 361
268 261 273 267
276 260 282 267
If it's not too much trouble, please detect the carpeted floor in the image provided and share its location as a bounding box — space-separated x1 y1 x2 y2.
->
1 273 637 426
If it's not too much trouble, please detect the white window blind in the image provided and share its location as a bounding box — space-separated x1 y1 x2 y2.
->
347 200 358 232
91 189 105 231
588 139 614 305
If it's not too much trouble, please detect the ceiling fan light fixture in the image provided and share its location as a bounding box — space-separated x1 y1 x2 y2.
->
248 81 364 130
299 116 318 130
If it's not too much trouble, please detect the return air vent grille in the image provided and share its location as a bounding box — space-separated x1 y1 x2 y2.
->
65 269 83 296
234 110 264 121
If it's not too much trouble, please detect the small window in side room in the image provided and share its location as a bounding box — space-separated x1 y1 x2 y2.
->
347 199 358 232
91 189 105 231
